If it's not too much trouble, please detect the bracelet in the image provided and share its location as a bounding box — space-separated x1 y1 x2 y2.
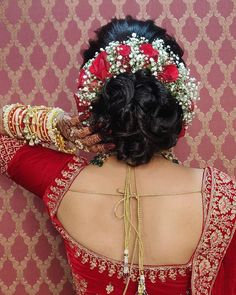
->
23 106 38 145
37 110 46 141
46 108 76 154
3 104 21 138
2 103 77 154
18 108 28 136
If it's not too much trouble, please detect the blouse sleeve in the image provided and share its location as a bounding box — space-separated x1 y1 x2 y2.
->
0 135 25 175
213 167 236 293
0 134 88 198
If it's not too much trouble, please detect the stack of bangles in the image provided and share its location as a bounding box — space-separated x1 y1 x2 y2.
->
2 103 76 154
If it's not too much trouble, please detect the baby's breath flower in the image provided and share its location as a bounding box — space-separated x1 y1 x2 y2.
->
75 35 200 126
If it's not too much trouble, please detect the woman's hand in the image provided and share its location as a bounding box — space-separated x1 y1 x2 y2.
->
1 103 115 154
56 112 115 153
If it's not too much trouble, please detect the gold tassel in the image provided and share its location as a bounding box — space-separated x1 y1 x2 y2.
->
123 248 129 276
135 167 148 295
137 273 148 295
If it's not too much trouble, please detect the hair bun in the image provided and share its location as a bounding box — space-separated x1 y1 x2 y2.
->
85 16 185 166
103 73 137 121
90 70 183 166
105 73 135 104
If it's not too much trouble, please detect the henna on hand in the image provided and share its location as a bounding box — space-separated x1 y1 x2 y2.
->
56 112 116 153
88 143 116 153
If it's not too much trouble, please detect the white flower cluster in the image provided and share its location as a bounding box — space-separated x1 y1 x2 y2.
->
75 33 200 126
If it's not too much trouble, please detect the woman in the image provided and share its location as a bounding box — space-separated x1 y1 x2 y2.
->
0 16 235 295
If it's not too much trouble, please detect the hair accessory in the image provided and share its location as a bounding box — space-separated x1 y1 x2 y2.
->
74 33 200 132
90 152 112 166
160 150 179 164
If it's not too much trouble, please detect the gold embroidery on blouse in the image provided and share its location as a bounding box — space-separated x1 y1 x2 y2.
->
192 167 236 294
106 282 114 294
43 158 236 294
44 156 87 217
52 202 192 283
71 272 88 295
44 156 196 284
0 135 24 175
69 237 192 283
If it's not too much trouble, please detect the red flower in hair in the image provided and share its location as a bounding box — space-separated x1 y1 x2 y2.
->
140 43 159 59
117 44 131 57
89 80 100 91
89 51 111 81
189 100 195 111
178 125 186 138
77 68 86 88
159 64 179 82
74 93 90 113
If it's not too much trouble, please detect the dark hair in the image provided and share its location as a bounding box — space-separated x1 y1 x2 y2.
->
82 16 184 166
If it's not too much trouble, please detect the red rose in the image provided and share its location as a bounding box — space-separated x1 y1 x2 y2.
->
117 44 131 57
89 51 111 80
139 43 159 59
178 125 186 138
189 100 195 111
77 68 86 88
74 93 89 113
89 80 99 89
159 64 179 82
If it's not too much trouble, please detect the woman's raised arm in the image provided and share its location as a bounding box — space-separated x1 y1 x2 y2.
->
0 104 74 196
0 104 115 197
0 103 115 153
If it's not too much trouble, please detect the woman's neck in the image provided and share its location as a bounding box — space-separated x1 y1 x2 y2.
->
103 152 173 170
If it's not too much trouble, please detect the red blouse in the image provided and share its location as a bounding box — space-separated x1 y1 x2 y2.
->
0 134 235 295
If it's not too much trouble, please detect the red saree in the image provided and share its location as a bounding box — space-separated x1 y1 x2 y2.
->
0 134 235 294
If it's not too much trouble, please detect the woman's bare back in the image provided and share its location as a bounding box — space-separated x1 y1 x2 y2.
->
57 155 205 266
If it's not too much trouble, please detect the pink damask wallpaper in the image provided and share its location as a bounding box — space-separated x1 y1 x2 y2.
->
0 0 235 294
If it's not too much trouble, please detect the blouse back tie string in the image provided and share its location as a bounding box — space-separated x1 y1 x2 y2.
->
114 165 148 295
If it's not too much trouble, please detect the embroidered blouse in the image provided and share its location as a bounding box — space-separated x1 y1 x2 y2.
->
0 134 235 295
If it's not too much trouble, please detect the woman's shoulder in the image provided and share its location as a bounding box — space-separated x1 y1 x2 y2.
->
165 163 235 197
159 162 205 193
175 164 205 180
181 164 235 189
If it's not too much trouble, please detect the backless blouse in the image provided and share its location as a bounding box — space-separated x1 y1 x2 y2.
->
0 135 235 294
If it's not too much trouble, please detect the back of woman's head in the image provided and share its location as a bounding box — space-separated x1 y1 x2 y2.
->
82 16 184 166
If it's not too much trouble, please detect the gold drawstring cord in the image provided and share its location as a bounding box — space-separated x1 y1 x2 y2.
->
134 166 147 294
122 236 138 295
123 165 132 276
114 165 147 295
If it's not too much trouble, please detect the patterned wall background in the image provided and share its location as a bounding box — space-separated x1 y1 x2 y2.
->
0 0 235 294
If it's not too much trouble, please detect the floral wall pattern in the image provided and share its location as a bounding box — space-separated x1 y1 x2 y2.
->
0 0 235 294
